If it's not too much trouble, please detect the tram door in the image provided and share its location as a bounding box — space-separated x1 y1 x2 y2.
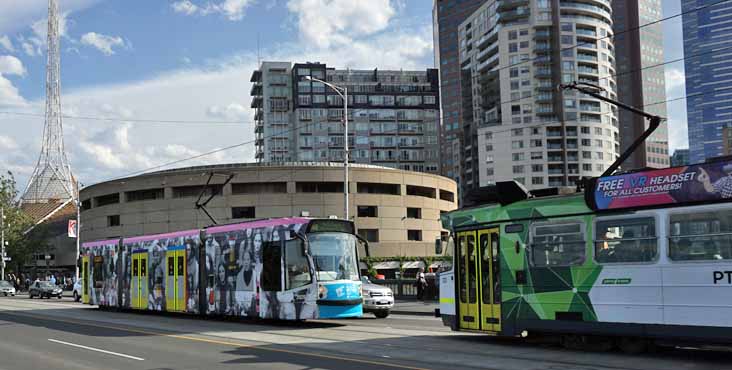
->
165 248 186 312
131 253 149 309
478 229 501 332
457 231 479 330
82 256 89 304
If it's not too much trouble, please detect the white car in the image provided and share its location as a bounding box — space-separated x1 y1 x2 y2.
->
0 281 16 296
72 280 82 302
361 276 394 318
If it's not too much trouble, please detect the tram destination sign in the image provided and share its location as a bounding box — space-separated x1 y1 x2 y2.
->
588 160 732 210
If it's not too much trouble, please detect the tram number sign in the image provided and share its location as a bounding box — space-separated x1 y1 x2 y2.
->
713 271 732 285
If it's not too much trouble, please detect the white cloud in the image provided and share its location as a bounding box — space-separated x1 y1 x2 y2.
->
0 135 18 150
0 55 27 76
80 32 127 56
206 103 249 121
0 55 28 108
171 0 254 21
19 11 72 57
287 0 396 48
665 66 686 92
171 0 200 15
20 40 38 57
0 36 14 53
0 0 98 35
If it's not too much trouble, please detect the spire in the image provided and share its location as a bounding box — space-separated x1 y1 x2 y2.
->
21 0 76 205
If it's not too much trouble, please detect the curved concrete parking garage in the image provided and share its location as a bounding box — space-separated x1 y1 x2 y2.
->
80 162 458 257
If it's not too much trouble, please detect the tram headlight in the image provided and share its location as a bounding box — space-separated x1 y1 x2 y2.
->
318 284 328 299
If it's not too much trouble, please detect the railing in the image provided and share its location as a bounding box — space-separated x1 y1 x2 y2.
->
371 277 439 300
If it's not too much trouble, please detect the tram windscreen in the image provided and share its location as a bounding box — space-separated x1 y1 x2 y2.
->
308 233 360 281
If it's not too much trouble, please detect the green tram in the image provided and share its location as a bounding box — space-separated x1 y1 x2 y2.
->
437 160 732 351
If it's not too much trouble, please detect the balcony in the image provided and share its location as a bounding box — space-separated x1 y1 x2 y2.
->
250 83 262 96
500 7 530 21
534 30 551 40
534 55 551 65
250 70 262 83
560 2 612 24
250 96 263 108
476 26 501 48
498 0 529 10
535 68 552 77
577 66 599 75
476 42 499 62
576 28 597 37
477 53 499 72
577 53 598 62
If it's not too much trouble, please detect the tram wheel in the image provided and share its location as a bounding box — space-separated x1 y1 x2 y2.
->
617 337 648 354
561 334 585 351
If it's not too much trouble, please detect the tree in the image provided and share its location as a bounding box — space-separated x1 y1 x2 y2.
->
0 172 34 274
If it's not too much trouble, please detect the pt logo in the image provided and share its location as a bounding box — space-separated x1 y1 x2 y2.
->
713 271 732 284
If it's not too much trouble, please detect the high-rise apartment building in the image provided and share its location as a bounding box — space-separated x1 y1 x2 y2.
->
670 148 690 167
250 62 441 173
613 0 669 169
433 0 488 196
458 0 619 189
682 0 732 163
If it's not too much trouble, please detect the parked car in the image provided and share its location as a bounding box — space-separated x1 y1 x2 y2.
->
0 281 16 296
361 276 394 318
72 280 82 302
29 281 63 299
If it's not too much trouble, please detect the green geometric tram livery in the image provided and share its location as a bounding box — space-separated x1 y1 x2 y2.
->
438 160 732 344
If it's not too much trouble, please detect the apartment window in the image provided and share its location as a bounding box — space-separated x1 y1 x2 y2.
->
512 140 524 149
81 199 92 210
512 153 525 161
125 188 164 202
107 215 120 227
407 230 422 241
232 206 255 219
508 30 518 40
513 165 525 174
595 127 603 135
510 68 519 78
509 43 518 53
172 185 223 198
582 163 592 171
407 207 422 219
440 189 455 202
532 177 544 185
485 144 493 152
531 152 543 160
358 229 379 242
486 168 494 176
583 151 592 159
581 126 590 134
357 206 378 218
299 95 311 105
582 139 591 147
94 193 120 207
532 164 544 172
424 96 436 104
357 182 400 195
232 182 287 194
512 128 523 136
531 139 543 147
296 182 344 193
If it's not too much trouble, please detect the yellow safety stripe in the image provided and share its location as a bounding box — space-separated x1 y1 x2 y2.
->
439 298 455 304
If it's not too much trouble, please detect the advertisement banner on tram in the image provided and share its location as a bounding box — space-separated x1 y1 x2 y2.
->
590 160 732 210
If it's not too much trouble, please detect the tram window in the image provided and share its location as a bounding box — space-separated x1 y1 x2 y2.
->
168 256 175 276
93 256 104 288
285 239 312 290
261 242 283 291
530 222 585 267
595 217 657 263
669 210 732 261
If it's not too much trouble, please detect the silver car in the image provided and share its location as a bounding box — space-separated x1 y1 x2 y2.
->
0 281 15 296
361 276 394 318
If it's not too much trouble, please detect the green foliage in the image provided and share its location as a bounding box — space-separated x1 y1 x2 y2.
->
0 172 35 273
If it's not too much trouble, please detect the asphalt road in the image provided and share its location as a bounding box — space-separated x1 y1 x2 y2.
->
0 295 730 370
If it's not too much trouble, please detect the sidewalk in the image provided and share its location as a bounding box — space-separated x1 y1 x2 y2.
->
391 299 438 316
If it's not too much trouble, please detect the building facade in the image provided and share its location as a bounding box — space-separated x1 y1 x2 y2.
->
459 0 619 189
79 163 458 257
670 148 690 167
251 62 441 174
682 0 732 163
433 0 489 198
612 0 669 169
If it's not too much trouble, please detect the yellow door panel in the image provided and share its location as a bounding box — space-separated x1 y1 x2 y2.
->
478 229 501 332
82 257 89 304
458 231 479 330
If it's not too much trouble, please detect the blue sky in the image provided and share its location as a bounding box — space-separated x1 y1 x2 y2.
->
0 0 686 190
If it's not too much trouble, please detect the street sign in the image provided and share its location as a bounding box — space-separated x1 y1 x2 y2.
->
2 257 9 261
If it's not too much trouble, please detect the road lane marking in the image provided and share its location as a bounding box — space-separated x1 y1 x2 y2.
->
48 339 144 361
0 311 428 370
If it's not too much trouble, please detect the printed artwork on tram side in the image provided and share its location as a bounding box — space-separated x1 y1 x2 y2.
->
119 233 201 313
82 241 118 306
204 222 317 320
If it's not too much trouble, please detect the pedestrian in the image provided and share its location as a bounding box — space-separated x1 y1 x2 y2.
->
415 268 427 301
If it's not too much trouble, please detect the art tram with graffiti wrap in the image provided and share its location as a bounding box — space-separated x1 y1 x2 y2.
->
79 218 367 320
437 158 732 351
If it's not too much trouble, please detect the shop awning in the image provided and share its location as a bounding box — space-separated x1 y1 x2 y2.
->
373 261 400 269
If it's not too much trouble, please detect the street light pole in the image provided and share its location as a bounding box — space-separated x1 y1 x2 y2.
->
304 76 349 220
